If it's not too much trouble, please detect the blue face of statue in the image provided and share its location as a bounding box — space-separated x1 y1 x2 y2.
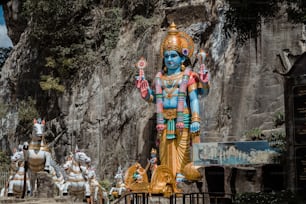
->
164 50 185 73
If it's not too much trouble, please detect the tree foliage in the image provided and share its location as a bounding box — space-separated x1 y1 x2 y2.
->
22 0 90 46
0 151 10 171
40 75 65 93
18 97 39 123
286 0 306 23
20 1 125 92
21 0 94 91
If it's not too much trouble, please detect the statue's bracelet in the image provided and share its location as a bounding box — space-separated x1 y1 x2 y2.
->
191 118 201 123
190 131 200 138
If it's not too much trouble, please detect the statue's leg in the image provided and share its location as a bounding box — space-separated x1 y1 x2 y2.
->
7 180 14 196
84 182 91 197
103 191 110 204
62 182 70 196
109 187 113 195
174 128 191 180
90 195 94 204
26 177 32 195
159 130 167 168
29 171 37 195
0 187 4 197
84 183 91 204
58 183 64 196
160 129 177 177
44 151 51 172
94 186 98 201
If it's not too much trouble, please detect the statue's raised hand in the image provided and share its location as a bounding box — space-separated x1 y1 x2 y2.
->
136 68 145 89
199 70 209 83
139 79 149 99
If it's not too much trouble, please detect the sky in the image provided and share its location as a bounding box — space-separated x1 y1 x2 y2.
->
0 4 13 48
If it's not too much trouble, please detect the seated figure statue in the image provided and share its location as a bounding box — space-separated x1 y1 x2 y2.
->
136 22 210 182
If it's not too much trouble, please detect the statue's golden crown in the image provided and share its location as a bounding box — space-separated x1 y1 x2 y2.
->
160 22 194 58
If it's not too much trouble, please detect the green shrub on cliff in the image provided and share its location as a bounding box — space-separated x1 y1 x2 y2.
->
18 97 38 123
21 1 123 91
0 151 10 171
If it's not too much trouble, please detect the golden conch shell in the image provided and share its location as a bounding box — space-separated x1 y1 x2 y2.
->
149 165 181 197
182 162 202 181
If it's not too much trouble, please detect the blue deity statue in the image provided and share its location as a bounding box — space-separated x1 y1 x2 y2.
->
136 23 210 181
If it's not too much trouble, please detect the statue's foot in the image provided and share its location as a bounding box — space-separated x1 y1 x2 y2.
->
176 173 186 182
8 192 13 197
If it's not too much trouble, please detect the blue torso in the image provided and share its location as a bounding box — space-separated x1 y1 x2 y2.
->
161 76 187 109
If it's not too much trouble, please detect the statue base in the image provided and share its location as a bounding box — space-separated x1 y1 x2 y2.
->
35 171 54 198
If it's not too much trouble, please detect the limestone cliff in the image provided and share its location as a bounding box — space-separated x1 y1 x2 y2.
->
0 0 305 180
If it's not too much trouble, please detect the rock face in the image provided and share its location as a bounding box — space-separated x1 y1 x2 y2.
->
0 0 305 181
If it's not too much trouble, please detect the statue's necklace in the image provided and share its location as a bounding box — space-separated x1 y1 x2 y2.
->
162 72 183 98
163 79 179 98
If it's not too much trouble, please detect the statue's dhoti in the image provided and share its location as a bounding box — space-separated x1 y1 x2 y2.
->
159 108 191 177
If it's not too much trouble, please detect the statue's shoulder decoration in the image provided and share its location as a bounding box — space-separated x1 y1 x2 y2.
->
160 22 194 58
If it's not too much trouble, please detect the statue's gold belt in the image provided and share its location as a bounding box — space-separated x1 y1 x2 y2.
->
13 178 30 181
29 144 50 152
68 178 85 182
163 108 190 120
69 168 81 174
53 178 62 182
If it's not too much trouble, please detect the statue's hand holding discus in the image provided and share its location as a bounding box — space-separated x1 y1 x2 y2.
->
197 49 209 83
135 57 149 98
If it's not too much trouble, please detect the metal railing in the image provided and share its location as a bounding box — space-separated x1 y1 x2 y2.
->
112 192 148 204
112 192 233 204
170 192 233 204
0 171 9 189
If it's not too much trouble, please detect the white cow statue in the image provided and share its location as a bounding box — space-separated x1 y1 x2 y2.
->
86 166 109 204
7 146 32 197
62 148 91 203
23 118 52 194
